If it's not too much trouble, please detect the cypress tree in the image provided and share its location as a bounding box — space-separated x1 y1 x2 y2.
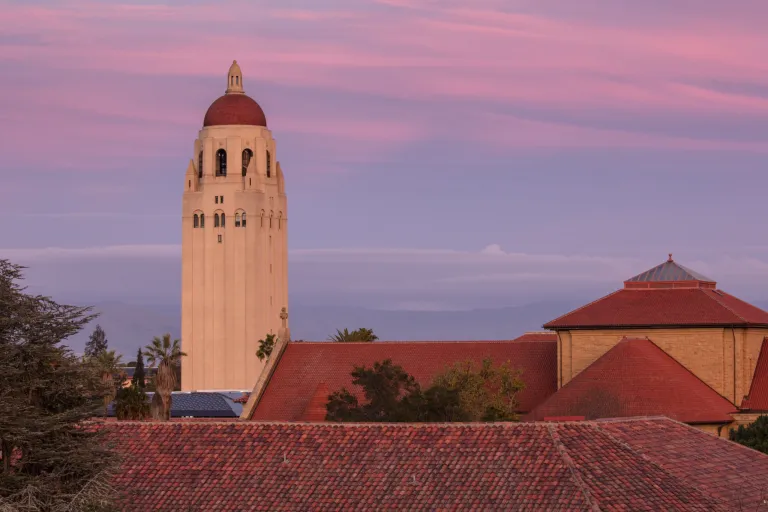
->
132 347 146 389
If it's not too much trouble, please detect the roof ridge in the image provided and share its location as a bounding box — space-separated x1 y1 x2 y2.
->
546 424 600 511
290 340 523 344
543 289 623 328
595 420 731 509
701 289 750 323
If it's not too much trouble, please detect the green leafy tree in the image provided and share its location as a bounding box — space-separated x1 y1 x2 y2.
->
115 384 150 421
730 415 768 454
93 349 123 416
329 328 378 342
84 323 109 358
132 347 146 389
326 358 525 423
326 359 420 422
0 259 119 509
143 333 186 421
256 333 278 361
431 358 525 421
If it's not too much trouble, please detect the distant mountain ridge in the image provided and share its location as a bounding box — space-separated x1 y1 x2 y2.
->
65 298 768 358
64 300 585 357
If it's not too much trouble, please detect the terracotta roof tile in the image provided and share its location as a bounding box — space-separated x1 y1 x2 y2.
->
742 337 768 411
602 417 768 510
300 382 330 421
529 338 737 423
544 288 768 329
513 332 558 342
249 341 557 420
104 418 762 510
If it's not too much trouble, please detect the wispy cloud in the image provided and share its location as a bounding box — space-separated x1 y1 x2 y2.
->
2 0 768 175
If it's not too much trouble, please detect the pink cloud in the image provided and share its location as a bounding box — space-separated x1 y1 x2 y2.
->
2 0 768 172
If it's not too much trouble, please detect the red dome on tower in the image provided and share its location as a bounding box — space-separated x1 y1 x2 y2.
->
203 94 267 127
202 60 267 128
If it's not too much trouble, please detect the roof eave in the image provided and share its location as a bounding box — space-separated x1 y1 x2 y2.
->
544 322 768 330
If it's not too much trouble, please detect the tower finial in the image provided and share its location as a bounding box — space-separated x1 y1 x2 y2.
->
226 60 244 95
668 253 673 262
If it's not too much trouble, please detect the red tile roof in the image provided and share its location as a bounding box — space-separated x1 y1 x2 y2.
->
742 337 768 411
602 417 768 510
513 331 558 342
529 338 738 423
544 288 768 329
105 417 768 510
300 382 330 421
248 341 557 421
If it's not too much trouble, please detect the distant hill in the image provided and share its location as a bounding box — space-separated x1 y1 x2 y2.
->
66 298 768 358
64 300 584 358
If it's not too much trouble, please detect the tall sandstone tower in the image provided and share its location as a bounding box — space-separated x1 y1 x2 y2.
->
181 61 288 391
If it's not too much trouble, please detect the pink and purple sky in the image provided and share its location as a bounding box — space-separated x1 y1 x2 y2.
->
2 0 768 310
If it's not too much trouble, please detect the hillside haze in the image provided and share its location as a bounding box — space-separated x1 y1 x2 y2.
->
64 300 585 357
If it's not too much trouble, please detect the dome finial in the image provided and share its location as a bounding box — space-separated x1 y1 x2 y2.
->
668 253 673 262
226 60 244 95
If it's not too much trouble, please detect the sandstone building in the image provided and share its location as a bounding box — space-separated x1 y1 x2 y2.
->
241 256 768 436
181 61 288 391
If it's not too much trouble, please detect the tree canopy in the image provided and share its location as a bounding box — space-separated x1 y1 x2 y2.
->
256 333 278 361
730 416 768 454
329 328 378 342
84 324 109 359
326 357 525 423
0 259 119 509
132 347 146 389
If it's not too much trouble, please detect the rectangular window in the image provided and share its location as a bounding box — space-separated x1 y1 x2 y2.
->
215 196 219 204
217 234 222 243
220 196 224 204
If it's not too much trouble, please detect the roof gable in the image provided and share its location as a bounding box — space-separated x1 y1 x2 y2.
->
246 340 557 421
106 417 768 510
529 338 737 423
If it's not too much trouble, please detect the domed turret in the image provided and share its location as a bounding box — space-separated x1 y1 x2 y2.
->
203 60 267 127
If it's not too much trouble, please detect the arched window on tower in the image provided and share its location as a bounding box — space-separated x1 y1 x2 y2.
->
214 213 220 228
269 210 273 229
200 213 205 228
242 212 247 227
193 214 199 228
242 148 253 177
278 211 283 230
260 210 265 227
198 151 203 179
266 150 272 178
221 212 226 227
215 149 227 177
235 213 241 227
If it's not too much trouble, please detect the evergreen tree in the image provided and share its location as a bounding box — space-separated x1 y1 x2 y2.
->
85 323 109 358
132 347 146 389
730 415 768 454
0 259 119 508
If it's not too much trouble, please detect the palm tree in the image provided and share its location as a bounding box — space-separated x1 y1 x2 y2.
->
94 349 123 416
329 328 378 342
144 333 186 421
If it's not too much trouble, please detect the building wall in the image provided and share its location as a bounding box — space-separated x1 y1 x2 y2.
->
181 124 288 391
559 327 768 405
